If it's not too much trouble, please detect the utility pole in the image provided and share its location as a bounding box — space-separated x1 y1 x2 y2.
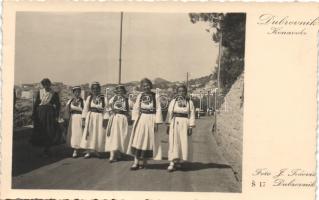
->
216 31 222 107
186 72 189 91
118 12 124 84
213 31 223 134
207 91 210 110
200 92 202 111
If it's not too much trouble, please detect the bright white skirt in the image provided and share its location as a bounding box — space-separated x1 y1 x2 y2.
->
66 113 83 148
105 114 129 152
127 113 162 160
80 112 106 152
168 117 193 161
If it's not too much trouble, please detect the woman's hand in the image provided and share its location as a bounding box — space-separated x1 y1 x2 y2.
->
103 119 109 129
154 124 159 132
187 127 193 136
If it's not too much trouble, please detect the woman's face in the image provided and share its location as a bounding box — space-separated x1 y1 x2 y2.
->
42 83 51 91
117 88 125 95
177 87 187 97
91 85 101 96
142 82 151 92
73 89 81 98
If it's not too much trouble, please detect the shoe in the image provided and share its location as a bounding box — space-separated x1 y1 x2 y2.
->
72 150 78 158
84 153 91 159
175 163 182 169
167 164 175 172
109 158 117 163
139 160 147 169
130 164 139 170
139 164 145 169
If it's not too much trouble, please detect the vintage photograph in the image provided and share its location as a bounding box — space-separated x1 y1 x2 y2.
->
12 12 246 192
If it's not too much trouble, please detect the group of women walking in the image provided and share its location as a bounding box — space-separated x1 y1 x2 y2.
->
31 78 195 172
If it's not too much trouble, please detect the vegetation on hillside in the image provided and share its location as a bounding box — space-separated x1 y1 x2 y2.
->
189 13 246 93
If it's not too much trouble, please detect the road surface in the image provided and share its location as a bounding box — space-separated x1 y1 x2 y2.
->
12 116 241 192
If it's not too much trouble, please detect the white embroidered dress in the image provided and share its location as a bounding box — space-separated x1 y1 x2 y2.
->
166 97 195 161
105 95 129 153
66 98 84 149
127 92 163 160
80 95 109 152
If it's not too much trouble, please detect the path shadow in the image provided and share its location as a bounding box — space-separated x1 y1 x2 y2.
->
146 162 231 171
12 127 93 176
12 142 74 177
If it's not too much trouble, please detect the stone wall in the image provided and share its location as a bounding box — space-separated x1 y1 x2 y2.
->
214 73 244 181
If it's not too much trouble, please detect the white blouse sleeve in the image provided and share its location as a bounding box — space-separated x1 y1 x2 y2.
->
108 96 115 110
103 96 110 119
155 93 163 124
64 99 72 119
81 96 90 119
131 93 141 121
189 100 196 127
165 99 175 125
66 99 72 112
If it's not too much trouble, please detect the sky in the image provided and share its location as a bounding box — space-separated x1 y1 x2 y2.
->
14 12 219 85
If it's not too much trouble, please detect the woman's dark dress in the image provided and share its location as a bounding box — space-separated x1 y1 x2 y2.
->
30 90 61 147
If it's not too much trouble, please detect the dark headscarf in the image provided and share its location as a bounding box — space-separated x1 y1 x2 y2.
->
41 78 51 86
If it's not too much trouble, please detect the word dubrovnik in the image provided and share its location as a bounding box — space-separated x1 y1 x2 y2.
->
257 14 319 35
258 14 319 26
273 179 315 187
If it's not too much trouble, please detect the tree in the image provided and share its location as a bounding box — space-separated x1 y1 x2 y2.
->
189 13 246 93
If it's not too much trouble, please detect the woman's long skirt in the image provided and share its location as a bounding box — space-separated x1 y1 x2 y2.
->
31 105 59 147
127 113 162 160
66 113 83 149
168 117 192 161
105 114 129 153
80 112 106 152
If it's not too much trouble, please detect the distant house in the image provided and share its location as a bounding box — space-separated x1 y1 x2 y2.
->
22 84 35 90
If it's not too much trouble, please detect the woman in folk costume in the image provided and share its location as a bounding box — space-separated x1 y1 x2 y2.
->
105 85 129 163
166 85 195 172
127 78 163 170
80 82 109 158
66 86 84 158
31 78 61 156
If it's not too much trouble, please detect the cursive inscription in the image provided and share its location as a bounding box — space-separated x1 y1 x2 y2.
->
257 14 319 35
273 179 315 187
252 168 315 188
258 14 319 26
